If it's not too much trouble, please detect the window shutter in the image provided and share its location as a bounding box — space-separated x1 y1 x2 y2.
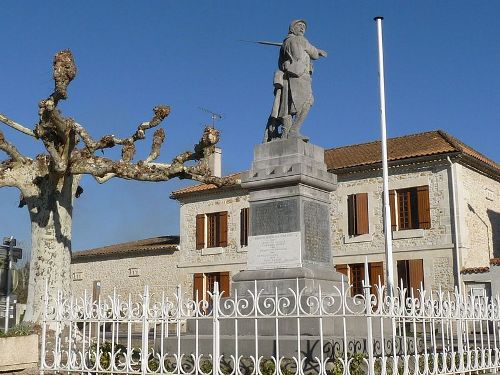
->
369 262 384 287
240 208 249 246
369 262 384 307
219 271 230 298
356 193 369 235
417 186 431 229
193 273 204 301
347 195 356 236
408 259 424 296
388 190 397 231
196 214 205 250
218 211 228 247
335 264 348 277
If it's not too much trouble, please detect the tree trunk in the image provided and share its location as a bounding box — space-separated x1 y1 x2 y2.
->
23 174 78 323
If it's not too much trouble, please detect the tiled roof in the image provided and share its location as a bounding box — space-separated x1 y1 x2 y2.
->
325 130 499 172
490 258 500 266
72 236 179 260
170 172 242 198
170 130 498 198
460 266 490 274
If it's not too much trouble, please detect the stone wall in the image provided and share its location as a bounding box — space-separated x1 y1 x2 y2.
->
177 188 249 291
331 161 455 290
71 250 181 298
457 164 500 269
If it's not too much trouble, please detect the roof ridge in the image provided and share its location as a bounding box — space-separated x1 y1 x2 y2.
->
436 130 463 152
324 130 441 152
75 235 179 253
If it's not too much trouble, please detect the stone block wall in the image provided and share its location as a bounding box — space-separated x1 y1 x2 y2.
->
71 251 181 298
457 165 500 269
177 188 249 292
331 161 455 290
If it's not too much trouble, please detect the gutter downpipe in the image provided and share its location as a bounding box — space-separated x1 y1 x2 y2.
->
447 156 462 294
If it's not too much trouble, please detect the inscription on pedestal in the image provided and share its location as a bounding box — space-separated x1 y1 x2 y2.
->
247 232 302 270
251 199 299 236
304 201 330 263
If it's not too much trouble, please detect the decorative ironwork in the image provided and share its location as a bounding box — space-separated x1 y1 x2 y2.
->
40 278 500 374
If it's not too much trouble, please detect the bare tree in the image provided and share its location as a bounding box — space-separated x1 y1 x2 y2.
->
0 50 236 322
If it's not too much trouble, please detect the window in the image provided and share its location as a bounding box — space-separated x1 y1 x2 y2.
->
196 211 228 249
240 208 249 247
335 262 384 297
128 267 140 277
347 193 369 236
396 259 424 296
389 186 430 231
193 271 231 311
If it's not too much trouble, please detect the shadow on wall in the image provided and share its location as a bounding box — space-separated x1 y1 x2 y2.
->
488 209 500 258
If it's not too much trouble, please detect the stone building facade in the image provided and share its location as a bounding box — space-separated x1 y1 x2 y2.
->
71 130 499 299
71 236 181 298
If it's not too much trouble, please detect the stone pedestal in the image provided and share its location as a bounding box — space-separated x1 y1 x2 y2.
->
232 138 345 297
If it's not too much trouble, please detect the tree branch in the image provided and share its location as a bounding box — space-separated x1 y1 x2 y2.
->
73 105 171 155
0 113 36 137
145 128 165 163
0 159 37 195
69 126 234 187
0 130 27 162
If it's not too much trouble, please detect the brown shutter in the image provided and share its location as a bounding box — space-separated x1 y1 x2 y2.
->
356 193 369 235
196 214 205 250
240 208 249 246
347 195 355 236
219 271 230 297
369 262 384 307
193 273 204 301
335 264 348 277
389 190 397 231
417 186 431 229
408 259 424 296
218 211 228 247
369 262 384 287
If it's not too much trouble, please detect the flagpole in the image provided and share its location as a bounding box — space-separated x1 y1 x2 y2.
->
374 16 395 294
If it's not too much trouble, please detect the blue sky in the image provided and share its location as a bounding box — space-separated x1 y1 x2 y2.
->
0 1 498 254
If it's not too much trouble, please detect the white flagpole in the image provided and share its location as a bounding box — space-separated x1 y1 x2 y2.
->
374 16 395 294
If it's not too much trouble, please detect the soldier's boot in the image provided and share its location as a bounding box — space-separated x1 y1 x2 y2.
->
288 104 311 142
281 115 293 139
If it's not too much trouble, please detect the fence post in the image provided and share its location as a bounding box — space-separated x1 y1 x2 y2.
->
213 282 220 375
40 279 49 374
364 260 375 375
141 285 149 375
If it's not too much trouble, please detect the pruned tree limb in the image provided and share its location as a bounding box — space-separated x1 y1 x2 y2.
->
0 113 36 137
70 126 224 185
145 128 165 163
73 106 170 156
0 130 27 162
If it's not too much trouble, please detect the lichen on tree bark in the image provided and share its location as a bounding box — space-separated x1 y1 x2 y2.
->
0 50 238 322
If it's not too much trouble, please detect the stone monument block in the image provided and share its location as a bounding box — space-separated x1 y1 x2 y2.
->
232 137 344 297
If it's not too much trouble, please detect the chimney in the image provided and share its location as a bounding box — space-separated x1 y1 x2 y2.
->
208 147 222 177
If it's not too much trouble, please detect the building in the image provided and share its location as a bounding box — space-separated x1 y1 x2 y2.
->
71 130 499 300
170 130 499 298
71 236 180 298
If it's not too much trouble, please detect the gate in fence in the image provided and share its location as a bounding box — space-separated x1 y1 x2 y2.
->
40 278 500 375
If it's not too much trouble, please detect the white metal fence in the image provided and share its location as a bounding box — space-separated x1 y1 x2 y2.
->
40 278 500 375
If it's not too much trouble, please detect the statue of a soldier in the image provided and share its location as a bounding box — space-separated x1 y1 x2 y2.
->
264 20 327 143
